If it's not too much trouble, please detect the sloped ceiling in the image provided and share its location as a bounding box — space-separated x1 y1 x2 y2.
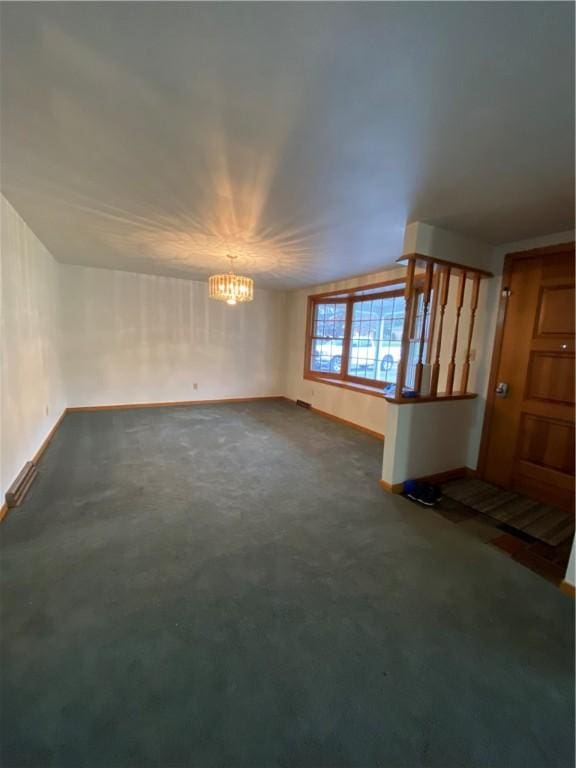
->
1 2 574 288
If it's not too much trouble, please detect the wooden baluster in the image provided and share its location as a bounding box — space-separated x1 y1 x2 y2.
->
395 258 416 398
430 267 451 396
414 261 434 393
460 273 481 393
425 269 440 366
446 270 467 394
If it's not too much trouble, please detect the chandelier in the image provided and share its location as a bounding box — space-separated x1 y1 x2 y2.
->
208 255 254 305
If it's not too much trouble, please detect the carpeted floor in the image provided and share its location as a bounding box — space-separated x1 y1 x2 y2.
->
0 400 574 768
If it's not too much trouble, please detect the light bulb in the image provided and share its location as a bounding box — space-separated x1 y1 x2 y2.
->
227 298 237 306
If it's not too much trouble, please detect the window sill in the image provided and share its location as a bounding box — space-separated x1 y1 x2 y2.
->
384 392 478 404
303 374 478 404
303 374 389 399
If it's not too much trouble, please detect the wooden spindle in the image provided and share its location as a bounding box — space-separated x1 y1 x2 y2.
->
414 262 434 393
430 267 451 396
425 269 440 366
395 258 416 397
460 273 481 393
446 271 467 395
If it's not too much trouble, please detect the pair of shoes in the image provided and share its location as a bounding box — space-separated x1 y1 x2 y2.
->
403 480 442 507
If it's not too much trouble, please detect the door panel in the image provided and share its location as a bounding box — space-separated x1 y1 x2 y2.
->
483 246 575 511
525 353 575 404
535 286 575 337
517 415 575 474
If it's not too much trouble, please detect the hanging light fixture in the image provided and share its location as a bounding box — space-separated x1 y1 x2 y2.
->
209 255 254 306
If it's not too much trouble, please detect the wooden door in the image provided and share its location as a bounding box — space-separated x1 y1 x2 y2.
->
481 244 575 511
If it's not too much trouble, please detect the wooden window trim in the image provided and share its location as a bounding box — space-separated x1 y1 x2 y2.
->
302 373 389 399
311 276 406 300
305 297 348 382
304 281 411 389
385 392 478 405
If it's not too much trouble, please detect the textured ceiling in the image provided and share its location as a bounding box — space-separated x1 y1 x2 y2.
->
1 2 574 289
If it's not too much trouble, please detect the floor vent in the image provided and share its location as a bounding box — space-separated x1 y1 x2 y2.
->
296 399 311 409
5 462 38 509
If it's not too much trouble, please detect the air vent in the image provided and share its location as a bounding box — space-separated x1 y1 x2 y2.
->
296 399 311 409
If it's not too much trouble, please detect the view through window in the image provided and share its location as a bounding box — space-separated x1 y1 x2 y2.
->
348 295 405 382
310 302 347 374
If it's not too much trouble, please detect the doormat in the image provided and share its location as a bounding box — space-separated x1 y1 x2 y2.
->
441 478 574 547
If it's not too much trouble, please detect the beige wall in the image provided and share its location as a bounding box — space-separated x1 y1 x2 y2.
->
60 264 286 408
1 196 66 498
283 266 407 435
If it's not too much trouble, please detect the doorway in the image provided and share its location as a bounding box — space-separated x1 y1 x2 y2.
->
480 243 575 512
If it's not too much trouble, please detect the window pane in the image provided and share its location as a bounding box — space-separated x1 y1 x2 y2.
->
310 338 344 373
347 296 406 382
314 302 346 340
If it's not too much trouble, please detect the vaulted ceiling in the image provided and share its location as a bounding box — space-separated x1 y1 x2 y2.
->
1 2 574 288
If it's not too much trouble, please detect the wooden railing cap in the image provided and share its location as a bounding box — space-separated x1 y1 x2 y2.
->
397 253 493 278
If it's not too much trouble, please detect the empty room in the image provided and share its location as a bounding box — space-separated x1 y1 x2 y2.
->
1 2 574 767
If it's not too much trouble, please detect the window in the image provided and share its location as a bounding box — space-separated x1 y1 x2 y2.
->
310 301 347 374
306 281 418 388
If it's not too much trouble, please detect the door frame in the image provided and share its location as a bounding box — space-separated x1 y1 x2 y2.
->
477 241 575 481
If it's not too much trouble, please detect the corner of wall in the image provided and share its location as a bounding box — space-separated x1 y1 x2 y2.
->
1 195 68 498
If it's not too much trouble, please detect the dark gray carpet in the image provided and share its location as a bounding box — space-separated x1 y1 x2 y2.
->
442 477 575 546
1 400 574 768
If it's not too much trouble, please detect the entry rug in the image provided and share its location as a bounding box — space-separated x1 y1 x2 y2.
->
441 478 574 547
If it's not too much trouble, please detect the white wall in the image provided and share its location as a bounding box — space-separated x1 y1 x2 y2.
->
60 264 286 407
382 399 475 486
403 222 497 273
1 196 66 498
284 266 407 435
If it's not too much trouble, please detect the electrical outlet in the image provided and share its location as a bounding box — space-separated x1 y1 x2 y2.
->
193 382 198 390
45 405 49 416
